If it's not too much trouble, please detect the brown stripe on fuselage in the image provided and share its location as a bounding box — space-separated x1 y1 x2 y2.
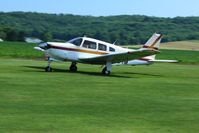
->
143 46 159 50
139 57 150 61
50 45 108 55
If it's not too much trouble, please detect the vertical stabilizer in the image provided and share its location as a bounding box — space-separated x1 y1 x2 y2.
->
143 33 162 50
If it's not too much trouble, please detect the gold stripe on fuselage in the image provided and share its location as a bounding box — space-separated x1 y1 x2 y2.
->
50 45 109 55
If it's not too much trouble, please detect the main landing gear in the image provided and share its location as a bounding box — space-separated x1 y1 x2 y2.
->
69 62 77 72
102 67 110 75
102 62 112 76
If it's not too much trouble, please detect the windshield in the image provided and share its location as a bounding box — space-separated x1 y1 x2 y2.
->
68 38 83 46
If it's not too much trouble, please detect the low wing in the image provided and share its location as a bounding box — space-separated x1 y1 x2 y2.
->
79 49 159 64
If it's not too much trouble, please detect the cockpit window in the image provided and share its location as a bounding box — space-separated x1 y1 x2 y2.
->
82 40 97 49
69 38 82 46
109 47 115 52
98 43 107 51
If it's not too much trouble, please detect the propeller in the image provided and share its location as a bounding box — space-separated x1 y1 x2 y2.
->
38 42 51 50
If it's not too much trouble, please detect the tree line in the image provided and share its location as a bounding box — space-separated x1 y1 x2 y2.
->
1 12 199 45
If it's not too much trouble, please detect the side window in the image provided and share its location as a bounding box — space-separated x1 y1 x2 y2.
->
82 40 97 49
70 39 82 46
109 47 115 52
98 43 107 51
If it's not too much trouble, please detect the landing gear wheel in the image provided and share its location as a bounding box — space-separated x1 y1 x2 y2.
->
70 65 77 72
102 67 110 75
45 66 52 72
69 62 77 72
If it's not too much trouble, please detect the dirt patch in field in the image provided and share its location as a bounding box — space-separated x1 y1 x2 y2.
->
161 41 199 51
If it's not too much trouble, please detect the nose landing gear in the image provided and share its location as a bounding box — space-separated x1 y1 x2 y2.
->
45 58 52 72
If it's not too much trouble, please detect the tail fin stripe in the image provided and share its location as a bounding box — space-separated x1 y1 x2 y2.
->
143 34 163 50
148 34 163 48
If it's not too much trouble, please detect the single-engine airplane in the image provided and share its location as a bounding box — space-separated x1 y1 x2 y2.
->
34 33 177 75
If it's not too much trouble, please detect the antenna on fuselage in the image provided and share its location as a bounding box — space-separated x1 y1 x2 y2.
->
113 40 118 45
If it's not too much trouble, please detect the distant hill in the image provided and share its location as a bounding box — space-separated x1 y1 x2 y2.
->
1 12 199 45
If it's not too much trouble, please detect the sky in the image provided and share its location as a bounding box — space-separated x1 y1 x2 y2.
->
0 0 199 17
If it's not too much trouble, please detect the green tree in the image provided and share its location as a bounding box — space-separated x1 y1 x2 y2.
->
0 31 7 40
42 32 52 42
6 29 18 41
1 12 199 44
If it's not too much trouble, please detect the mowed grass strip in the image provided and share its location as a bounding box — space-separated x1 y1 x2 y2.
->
0 41 42 58
157 49 199 64
0 58 199 133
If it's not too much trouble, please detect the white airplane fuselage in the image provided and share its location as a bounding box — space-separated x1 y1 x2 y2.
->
40 37 137 63
41 37 152 65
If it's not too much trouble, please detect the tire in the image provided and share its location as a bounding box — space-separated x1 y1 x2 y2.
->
102 67 110 75
45 66 52 72
70 65 77 72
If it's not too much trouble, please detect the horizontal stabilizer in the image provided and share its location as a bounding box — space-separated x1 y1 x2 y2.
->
149 59 178 63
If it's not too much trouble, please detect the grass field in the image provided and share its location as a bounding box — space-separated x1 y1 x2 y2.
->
0 58 199 133
0 41 199 132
